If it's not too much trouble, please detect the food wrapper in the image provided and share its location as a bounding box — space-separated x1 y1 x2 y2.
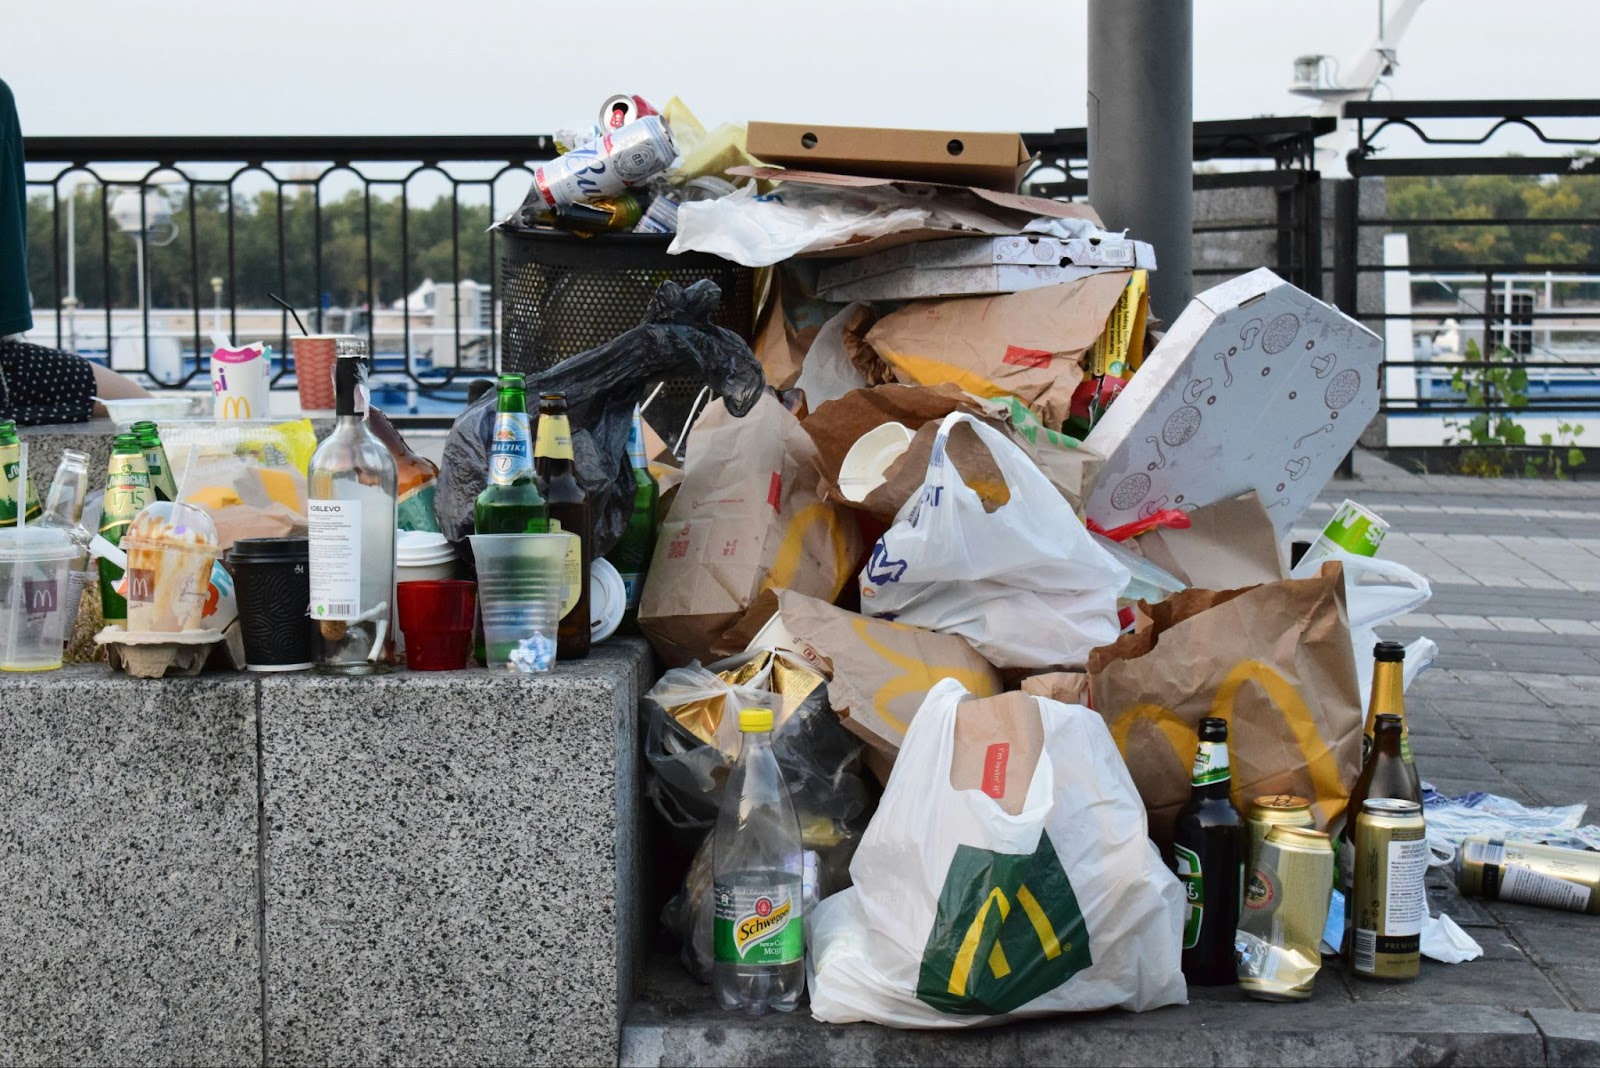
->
665 648 829 751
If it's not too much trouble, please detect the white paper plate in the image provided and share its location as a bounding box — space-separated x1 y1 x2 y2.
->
589 557 626 644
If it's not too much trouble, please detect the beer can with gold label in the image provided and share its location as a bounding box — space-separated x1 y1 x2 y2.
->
1351 798 1427 981
1247 795 1315 873
1236 825 1336 1000
1457 836 1600 915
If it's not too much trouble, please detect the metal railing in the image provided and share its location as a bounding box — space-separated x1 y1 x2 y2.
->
1338 100 1600 418
21 136 559 411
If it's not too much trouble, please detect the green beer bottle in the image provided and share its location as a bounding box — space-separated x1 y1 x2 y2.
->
605 407 658 634
474 374 546 535
0 419 44 527
130 420 179 502
98 434 154 628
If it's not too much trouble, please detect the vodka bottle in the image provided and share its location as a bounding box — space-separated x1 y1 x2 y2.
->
307 337 397 674
712 708 805 1015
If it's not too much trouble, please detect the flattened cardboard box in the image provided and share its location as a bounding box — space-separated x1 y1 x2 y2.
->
818 234 1157 293
747 122 1031 193
1084 268 1381 538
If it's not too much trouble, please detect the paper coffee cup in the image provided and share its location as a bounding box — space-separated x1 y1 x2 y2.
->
212 345 273 420
1301 498 1389 570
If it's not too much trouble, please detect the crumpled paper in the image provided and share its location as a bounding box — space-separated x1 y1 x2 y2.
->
1422 912 1483 964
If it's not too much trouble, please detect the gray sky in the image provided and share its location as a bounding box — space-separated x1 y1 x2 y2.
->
6 0 1599 139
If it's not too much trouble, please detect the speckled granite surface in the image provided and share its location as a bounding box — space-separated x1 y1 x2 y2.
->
259 642 650 1067
0 639 651 1067
0 669 261 1067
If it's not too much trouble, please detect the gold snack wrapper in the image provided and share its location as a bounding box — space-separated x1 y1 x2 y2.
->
664 650 827 751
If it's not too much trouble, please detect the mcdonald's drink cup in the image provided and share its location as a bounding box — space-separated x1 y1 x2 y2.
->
1301 499 1389 570
211 344 272 421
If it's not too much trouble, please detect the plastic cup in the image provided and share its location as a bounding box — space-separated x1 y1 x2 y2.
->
469 532 573 672
123 500 221 633
0 527 80 672
291 335 341 411
229 537 313 671
397 579 476 671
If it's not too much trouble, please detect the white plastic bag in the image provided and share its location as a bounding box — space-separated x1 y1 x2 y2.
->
1290 546 1433 711
859 412 1128 669
808 679 1186 1027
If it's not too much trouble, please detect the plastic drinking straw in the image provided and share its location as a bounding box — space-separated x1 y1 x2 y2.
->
268 293 310 337
174 443 200 505
4 442 28 667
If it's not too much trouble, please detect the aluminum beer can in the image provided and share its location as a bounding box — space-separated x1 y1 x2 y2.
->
531 115 675 213
1351 798 1427 981
600 93 658 130
1236 825 1335 1000
1456 836 1600 915
1247 794 1315 874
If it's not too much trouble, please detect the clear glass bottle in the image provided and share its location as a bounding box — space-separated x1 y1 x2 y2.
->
38 449 94 644
307 337 397 675
712 707 805 1015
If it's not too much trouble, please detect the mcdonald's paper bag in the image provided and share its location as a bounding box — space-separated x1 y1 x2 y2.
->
638 393 862 667
771 589 1001 775
809 679 1186 1026
1085 562 1363 847
865 273 1131 430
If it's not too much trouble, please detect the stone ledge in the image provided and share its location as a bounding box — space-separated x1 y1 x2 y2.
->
1530 1008 1600 1067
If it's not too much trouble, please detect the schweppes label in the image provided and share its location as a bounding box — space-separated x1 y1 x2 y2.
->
713 883 802 966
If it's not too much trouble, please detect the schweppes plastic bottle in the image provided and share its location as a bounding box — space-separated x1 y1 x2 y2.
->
712 708 804 1015
98 434 153 627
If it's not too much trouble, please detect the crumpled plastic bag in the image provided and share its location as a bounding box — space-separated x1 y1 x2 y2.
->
672 183 932 268
435 279 764 556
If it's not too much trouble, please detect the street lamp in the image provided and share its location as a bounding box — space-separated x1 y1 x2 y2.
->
109 187 179 381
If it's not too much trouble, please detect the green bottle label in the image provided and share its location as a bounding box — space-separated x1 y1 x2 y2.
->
713 883 803 967
1174 843 1204 949
1191 740 1231 787
396 479 440 532
1399 731 1415 765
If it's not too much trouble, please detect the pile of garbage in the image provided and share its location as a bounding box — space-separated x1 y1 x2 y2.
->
604 113 1598 1027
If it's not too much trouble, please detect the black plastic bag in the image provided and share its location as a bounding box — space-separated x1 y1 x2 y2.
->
435 279 765 555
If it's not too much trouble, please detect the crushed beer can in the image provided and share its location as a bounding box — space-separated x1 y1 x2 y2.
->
1235 825 1335 1000
510 116 676 228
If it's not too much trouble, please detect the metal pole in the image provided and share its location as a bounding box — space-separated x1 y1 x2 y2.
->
1087 0 1194 322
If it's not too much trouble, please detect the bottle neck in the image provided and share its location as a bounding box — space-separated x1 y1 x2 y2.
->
43 463 88 526
334 356 363 419
1190 739 1232 797
627 413 649 471
1366 660 1406 732
535 412 576 478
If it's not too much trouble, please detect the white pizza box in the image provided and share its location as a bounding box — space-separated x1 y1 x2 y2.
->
816 262 1109 302
817 233 1156 294
1083 268 1381 538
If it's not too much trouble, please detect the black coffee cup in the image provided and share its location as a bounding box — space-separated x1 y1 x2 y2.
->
229 537 312 671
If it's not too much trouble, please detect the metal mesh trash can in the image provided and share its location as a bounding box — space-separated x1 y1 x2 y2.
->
498 230 757 443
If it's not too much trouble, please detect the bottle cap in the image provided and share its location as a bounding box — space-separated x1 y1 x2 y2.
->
738 708 774 733
1373 640 1406 663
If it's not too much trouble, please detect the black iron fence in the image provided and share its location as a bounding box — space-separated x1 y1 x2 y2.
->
1338 100 1600 419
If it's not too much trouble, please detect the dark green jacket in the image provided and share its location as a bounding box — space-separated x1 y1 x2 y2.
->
0 78 32 337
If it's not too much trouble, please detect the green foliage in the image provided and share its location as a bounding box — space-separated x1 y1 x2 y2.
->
24 186 493 314
1387 169 1600 273
1444 340 1586 478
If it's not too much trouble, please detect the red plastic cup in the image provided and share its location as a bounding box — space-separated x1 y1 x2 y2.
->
397 579 476 671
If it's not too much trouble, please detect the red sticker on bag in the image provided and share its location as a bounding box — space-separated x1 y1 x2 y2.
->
767 472 782 511
982 743 1010 799
1002 345 1052 369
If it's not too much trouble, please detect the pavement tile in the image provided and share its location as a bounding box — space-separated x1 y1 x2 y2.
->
1409 733 1482 758
1476 737 1600 766
1488 617 1552 634
1345 959 1567 1010
1506 922 1600 970
1417 753 1508 781
1437 614 1495 631
1452 716 1585 742
1544 619 1600 636
1495 761 1600 794
1427 699 1566 722
1553 966 1600 1013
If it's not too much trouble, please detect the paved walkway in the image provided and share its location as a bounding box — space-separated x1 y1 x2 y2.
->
626 451 1600 1067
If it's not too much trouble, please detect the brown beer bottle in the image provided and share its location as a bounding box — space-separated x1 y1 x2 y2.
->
1171 717 1245 986
1363 641 1422 797
1337 713 1422 943
534 392 591 660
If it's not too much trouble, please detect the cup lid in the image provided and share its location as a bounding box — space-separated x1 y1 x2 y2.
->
229 536 310 561
128 500 218 547
0 526 79 562
589 558 626 643
397 530 455 564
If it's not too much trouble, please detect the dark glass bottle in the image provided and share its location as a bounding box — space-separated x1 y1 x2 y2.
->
605 407 659 634
1172 716 1245 986
1336 713 1423 943
534 392 591 660
1363 641 1422 797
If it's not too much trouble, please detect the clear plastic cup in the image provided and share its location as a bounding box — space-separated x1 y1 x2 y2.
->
0 526 81 671
469 532 573 672
124 500 222 633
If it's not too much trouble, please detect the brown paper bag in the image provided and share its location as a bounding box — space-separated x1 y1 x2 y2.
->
771 589 1001 779
866 274 1130 429
1020 671 1092 708
950 691 1044 817
1086 562 1362 847
1129 491 1286 591
638 393 862 667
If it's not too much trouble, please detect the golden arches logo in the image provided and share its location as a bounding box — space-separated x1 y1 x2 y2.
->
218 395 254 420
844 616 999 736
1106 659 1349 827
761 502 855 595
947 883 1065 998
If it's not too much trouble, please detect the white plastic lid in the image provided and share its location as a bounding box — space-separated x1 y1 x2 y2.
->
0 526 79 563
396 529 456 565
127 500 219 547
589 557 626 644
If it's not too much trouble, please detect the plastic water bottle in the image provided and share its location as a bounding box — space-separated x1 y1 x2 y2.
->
712 707 805 1015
